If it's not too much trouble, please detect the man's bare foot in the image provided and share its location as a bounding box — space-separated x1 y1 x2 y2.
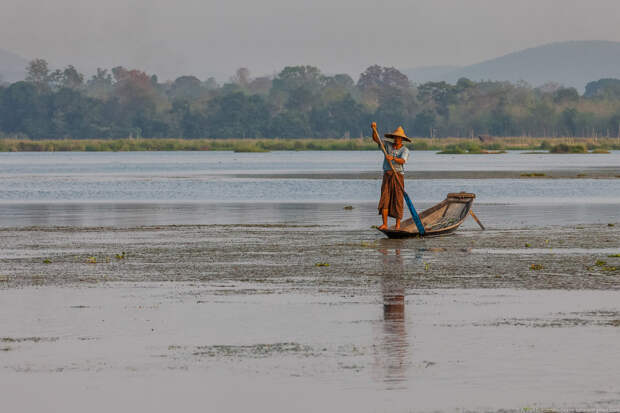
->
378 224 388 230
395 224 401 230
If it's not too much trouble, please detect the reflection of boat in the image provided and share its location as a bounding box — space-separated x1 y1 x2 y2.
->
378 192 476 238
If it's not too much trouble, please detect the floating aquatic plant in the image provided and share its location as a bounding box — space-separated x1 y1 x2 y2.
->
593 259 617 272
315 262 329 267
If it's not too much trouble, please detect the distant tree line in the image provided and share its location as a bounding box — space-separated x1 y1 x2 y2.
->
1 58 620 139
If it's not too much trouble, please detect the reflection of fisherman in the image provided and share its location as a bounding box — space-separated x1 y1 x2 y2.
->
371 123 411 231
377 248 407 385
379 249 405 321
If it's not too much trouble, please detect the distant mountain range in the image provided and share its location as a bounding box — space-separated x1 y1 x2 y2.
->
403 41 620 91
0 49 28 83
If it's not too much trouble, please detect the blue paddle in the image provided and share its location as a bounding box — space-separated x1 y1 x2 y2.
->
372 124 425 235
403 192 425 235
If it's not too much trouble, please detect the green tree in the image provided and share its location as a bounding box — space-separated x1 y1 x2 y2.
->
417 81 458 118
357 65 410 92
584 78 620 99
25 58 51 90
309 95 367 137
322 74 355 103
609 113 620 137
170 100 207 139
87 68 113 99
0 81 50 138
61 65 84 89
374 92 416 132
412 109 436 137
168 76 204 101
49 87 107 138
553 87 579 104
560 108 578 136
271 66 325 113
269 111 311 138
357 65 410 108
205 92 270 138
273 65 325 92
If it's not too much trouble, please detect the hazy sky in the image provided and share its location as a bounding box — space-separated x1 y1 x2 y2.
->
2 0 620 81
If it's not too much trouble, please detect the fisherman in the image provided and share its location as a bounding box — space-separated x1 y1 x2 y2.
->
371 122 411 230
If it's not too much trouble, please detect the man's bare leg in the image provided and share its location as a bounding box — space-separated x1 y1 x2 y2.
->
378 209 388 230
395 218 401 230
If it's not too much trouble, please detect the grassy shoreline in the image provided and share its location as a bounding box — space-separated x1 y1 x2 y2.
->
0 137 619 152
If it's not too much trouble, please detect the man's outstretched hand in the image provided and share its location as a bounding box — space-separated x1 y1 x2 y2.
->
371 122 380 143
370 122 381 144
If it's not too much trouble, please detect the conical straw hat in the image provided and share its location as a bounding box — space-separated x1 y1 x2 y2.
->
384 126 412 142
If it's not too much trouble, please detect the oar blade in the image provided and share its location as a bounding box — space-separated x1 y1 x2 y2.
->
404 192 425 234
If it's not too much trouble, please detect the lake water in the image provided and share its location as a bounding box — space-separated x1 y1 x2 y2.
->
2 151 620 413
2 150 620 175
3 284 620 413
1 150 618 228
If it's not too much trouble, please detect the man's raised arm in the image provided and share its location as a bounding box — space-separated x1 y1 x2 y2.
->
371 122 381 145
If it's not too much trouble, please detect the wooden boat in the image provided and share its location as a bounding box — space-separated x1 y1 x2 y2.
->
378 192 477 238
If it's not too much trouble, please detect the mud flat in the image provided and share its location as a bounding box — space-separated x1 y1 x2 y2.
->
1 223 620 412
0 223 618 290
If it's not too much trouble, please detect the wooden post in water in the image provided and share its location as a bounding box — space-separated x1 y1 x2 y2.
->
469 210 485 231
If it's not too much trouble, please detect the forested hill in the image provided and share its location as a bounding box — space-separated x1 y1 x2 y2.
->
404 41 620 91
1 59 620 140
0 49 28 83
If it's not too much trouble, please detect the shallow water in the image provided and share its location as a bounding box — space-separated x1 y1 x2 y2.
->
1 150 618 228
2 176 619 203
1 201 618 229
1 284 620 413
2 150 620 175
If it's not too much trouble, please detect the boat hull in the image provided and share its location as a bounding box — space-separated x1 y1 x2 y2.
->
377 192 476 238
